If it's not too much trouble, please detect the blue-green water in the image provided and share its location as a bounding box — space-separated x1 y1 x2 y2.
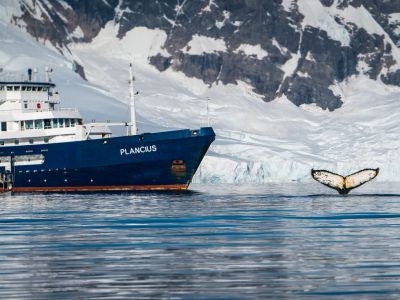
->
1 183 400 299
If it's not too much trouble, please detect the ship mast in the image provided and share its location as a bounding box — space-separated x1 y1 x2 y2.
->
128 63 138 135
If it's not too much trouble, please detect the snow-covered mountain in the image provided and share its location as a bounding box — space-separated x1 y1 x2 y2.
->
1 0 400 183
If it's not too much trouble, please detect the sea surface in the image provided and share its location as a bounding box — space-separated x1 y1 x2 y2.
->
1 183 400 299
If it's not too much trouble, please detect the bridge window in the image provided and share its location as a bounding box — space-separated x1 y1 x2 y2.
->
0 86 3 91
25 120 33 130
20 121 24 131
6 86 12 91
71 119 75 127
14 86 20 91
26 87 31 91
21 86 26 91
34 119 43 129
58 118 64 128
53 119 58 128
44 119 51 129
65 119 70 127
78 119 83 125
1 122 6 132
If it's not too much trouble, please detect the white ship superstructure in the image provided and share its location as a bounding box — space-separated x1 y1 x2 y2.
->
0 80 111 146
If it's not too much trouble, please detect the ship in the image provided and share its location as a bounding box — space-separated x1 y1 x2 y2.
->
0 66 215 192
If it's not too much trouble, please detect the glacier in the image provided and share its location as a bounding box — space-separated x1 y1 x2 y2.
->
1 17 400 184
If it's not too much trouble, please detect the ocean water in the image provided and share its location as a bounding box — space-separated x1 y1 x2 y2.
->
1 183 400 299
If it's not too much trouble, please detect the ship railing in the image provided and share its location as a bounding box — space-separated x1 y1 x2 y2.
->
58 108 79 112
84 121 131 127
18 107 79 112
8 108 79 113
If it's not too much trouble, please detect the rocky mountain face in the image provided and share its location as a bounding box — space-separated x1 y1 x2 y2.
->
7 0 400 111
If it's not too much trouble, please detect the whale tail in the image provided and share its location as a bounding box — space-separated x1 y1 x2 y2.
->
311 168 379 194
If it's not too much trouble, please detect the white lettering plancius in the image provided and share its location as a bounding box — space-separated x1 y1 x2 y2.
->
120 145 157 156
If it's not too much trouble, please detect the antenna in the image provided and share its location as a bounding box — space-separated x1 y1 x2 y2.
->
27 68 32 81
128 63 138 135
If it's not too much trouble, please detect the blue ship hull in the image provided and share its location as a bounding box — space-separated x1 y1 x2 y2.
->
0 127 215 192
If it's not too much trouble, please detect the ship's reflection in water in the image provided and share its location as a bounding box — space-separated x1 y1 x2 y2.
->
1 183 400 299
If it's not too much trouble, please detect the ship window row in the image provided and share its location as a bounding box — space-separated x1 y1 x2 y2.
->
21 118 83 130
0 137 49 146
0 86 49 92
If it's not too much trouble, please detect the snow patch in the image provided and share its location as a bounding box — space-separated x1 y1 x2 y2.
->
201 0 218 13
280 52 300 78
215 10 231 29
72 22 169 61
335 5 387 36
281 0 296 12
306 51 316 62
55 0 72 11
298 71 310 78
297 0 351 46
272 38 288 55
388 13 400 25
184 34 227 55
233 44 268 60
101 0 112 8
53 8 68 24
356 54 372 75
68 26 84 40
35 0 54 23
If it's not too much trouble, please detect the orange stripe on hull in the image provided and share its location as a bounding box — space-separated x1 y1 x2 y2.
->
11 184 189 193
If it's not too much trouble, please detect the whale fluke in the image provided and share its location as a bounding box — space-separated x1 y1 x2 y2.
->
311 168 379 194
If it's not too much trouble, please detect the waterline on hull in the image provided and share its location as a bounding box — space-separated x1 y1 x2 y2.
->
10 184 189 193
